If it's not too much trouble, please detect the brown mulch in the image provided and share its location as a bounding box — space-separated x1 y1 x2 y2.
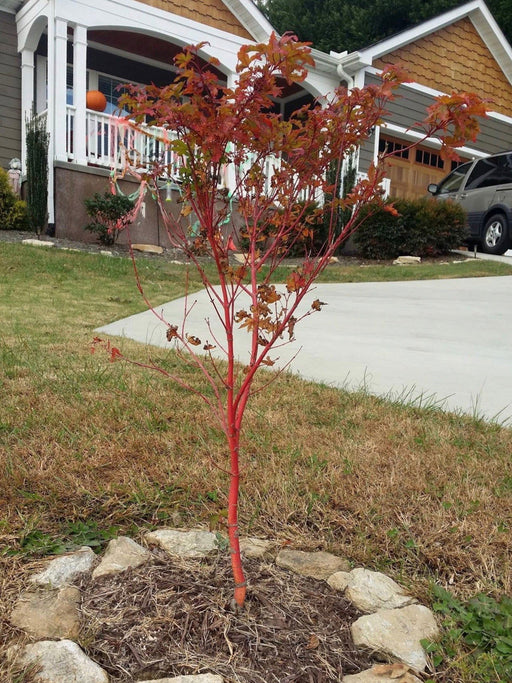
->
78 551 375 683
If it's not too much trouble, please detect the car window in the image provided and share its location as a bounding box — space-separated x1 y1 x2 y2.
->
465 154 512 189
436 162 472 194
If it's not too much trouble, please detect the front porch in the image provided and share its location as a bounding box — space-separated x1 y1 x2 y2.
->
16 0 335 237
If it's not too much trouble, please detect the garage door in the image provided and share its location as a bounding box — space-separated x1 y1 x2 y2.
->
379 135 466 199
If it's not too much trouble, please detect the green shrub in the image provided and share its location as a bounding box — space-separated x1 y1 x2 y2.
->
0 167 28 231
84 192 135 246
353 196 467 259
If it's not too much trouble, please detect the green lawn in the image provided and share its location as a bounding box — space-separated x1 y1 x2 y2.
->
1 242 511 682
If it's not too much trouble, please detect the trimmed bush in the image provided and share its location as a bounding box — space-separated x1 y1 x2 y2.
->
84 192 135 246
0 167 28 231
353 196 467 259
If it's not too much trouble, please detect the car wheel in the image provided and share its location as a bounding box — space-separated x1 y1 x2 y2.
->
482 214 510 255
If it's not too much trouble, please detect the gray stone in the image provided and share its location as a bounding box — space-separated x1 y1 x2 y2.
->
145 529 217 557
326 571 351 592
351 604 439 672
393 255 421 265
92 536 151 579
30 546 96 588
10 586 80 639
239 537 273 558
132 243 164 254
344 568 415 613
22 239 55 248
343 663 421 682
18 640 109 682
276 549 350 579
138 675 223 683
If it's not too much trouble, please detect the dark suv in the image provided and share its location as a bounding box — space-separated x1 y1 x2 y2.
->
428 151 512 254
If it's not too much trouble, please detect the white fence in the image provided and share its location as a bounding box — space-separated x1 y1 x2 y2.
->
62 107 389 200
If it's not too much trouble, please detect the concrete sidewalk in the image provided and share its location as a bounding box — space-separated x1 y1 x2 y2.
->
96 275 512 424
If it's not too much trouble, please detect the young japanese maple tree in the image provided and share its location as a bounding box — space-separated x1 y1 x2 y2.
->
97 34 486 607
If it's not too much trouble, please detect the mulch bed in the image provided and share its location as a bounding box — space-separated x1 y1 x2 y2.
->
78 551 375 682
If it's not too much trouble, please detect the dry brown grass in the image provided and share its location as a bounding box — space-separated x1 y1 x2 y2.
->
1 243 511 680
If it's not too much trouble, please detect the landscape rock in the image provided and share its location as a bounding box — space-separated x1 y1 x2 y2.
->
18 639 109 682
92 536 151 579
21 238 55 248
138 675 223 683
132 243 164 254
30 546 96 588
393 255 421 265
344 568 415 613
351 604 439 672
343 663 421 682
326 571 351 592
10 586 81 639
276 549 350 579
145 528 217 557
239 537 273 558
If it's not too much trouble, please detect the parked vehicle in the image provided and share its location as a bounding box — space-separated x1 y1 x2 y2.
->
428 151 512 254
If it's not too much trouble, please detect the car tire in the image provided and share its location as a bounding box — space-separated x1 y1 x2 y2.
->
482 214 510 255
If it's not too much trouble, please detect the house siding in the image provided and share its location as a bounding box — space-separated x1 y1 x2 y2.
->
0 10 21 170
363 72 512 162
373 18 512 117
135 0 253 40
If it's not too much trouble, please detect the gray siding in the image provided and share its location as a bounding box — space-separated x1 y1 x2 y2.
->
0 10 21 171
363 71 512 166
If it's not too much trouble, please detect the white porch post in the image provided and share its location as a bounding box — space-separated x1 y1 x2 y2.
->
54 17 68 162
20 48 34 173
46 10 56 225
225 71 238 195
73 24 87 165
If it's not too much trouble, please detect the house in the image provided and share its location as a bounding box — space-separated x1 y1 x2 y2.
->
334 0 512 199
1 0 512 242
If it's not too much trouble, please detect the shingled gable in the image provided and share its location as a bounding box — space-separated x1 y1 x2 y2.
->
338 0 512 92
133 0 274 42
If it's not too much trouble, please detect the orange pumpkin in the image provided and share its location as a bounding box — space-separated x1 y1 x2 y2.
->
86 90 107 112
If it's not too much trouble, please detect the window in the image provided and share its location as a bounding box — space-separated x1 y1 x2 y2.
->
379 137 409 159
465 154 512 190
98 74 130 115
415 148 444 169
436 162 473 195
66 65 73 105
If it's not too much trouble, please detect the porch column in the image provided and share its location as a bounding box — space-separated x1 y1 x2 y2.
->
54 17 68 162
73 24 87 165
20 49 34 172
225 71 238 195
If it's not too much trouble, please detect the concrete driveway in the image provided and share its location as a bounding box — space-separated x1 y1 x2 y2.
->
96 274 512 424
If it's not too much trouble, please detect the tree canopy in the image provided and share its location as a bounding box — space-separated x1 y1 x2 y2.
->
258 0 512 54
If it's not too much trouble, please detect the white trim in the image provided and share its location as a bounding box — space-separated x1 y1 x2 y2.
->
21 48 34 172
220 0 274 42
73 24 87 165
54 16 68 162
381 121 487 158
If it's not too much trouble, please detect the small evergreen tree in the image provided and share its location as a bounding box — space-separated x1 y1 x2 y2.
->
26 113 50 235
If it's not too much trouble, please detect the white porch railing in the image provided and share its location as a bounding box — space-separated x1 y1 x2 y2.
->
62 106 389 200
